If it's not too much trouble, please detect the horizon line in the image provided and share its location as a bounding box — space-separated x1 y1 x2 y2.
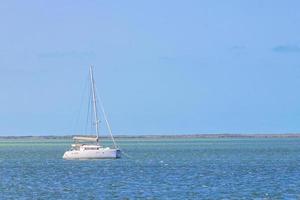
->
1 133 300 138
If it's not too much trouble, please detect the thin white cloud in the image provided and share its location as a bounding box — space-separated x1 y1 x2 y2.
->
273 45 300 53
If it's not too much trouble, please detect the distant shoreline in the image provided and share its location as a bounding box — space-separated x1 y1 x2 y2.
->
1 134 300 139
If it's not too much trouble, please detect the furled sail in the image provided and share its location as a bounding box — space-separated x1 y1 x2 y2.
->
73 136 98 142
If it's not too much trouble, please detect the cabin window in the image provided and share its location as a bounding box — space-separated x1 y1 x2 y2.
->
84 147 98 150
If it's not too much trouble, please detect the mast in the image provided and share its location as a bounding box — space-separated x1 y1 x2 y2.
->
89 66 100 143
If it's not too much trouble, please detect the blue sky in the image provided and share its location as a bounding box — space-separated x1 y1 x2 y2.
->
1 1 300 135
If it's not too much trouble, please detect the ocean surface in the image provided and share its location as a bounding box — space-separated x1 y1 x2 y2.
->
1 138 300 199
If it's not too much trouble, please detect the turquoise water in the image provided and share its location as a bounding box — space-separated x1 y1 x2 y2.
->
1 138 300 199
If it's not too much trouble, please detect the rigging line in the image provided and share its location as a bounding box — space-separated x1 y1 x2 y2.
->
116 146 143 166
94 86 117 148
99 95 117 148
72 73 89 135
119 149 133 159
84 83 92 135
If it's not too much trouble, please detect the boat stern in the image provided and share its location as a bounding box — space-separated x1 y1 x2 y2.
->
116 149 121 158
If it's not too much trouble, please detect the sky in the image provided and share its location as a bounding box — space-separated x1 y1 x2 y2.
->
0 1 300 135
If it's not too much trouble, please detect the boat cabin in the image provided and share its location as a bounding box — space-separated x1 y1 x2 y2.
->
71 144 101 151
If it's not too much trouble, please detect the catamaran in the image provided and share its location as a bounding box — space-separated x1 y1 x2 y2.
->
63 66 121 159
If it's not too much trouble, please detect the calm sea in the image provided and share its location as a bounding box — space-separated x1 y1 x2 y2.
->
1 138 300 199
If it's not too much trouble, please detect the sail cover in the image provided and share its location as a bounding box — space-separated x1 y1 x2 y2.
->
73 136 98 142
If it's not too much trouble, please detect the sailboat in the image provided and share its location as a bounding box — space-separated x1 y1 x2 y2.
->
63 66 121 159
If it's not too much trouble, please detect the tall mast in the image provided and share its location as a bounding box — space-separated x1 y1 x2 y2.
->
89 66 100 142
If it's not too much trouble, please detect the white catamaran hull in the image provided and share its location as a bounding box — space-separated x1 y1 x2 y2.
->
63 148 121 159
